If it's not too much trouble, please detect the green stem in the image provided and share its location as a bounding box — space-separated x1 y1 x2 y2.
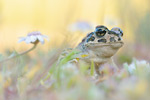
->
0 44 37 64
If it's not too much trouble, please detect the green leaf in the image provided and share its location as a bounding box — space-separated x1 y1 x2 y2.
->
8 51 18 59
90 61 95 76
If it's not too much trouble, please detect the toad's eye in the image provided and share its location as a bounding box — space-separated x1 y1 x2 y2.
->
95 29 106 38
87 36 95 42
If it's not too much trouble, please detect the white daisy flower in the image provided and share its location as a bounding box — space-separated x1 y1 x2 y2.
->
125 59 150 74
18 31 49 44
127 63 136 74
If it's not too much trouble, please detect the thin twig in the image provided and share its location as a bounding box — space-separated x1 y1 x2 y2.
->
0 44 37 64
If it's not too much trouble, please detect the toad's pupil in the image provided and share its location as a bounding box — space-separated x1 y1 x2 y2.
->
95 29 106 37
87 36 95 42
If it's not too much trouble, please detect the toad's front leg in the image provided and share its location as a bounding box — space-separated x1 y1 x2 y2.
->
94 63 104 77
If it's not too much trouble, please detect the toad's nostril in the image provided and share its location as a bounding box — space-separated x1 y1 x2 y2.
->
110 37 116 42
98 39 107 43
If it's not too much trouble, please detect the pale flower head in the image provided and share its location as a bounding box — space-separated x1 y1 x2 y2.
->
68 21 93 33
125 59 150 74
18 31 49 44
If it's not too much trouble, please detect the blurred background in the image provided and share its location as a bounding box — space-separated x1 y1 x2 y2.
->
0 0 150 63
1 1 150 100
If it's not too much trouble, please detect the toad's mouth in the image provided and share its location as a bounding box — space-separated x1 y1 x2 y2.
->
85 41 124 46
85 41 124 48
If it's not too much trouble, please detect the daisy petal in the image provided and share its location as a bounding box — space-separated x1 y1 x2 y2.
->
40 40 45 44
25 36 31 44
18 37 26 43
18 31 49 45
42 35 49 41
30 35 37 42
37 35 44 44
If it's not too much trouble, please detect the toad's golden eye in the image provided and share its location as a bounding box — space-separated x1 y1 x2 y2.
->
95 29 106 38
87 36 95 42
